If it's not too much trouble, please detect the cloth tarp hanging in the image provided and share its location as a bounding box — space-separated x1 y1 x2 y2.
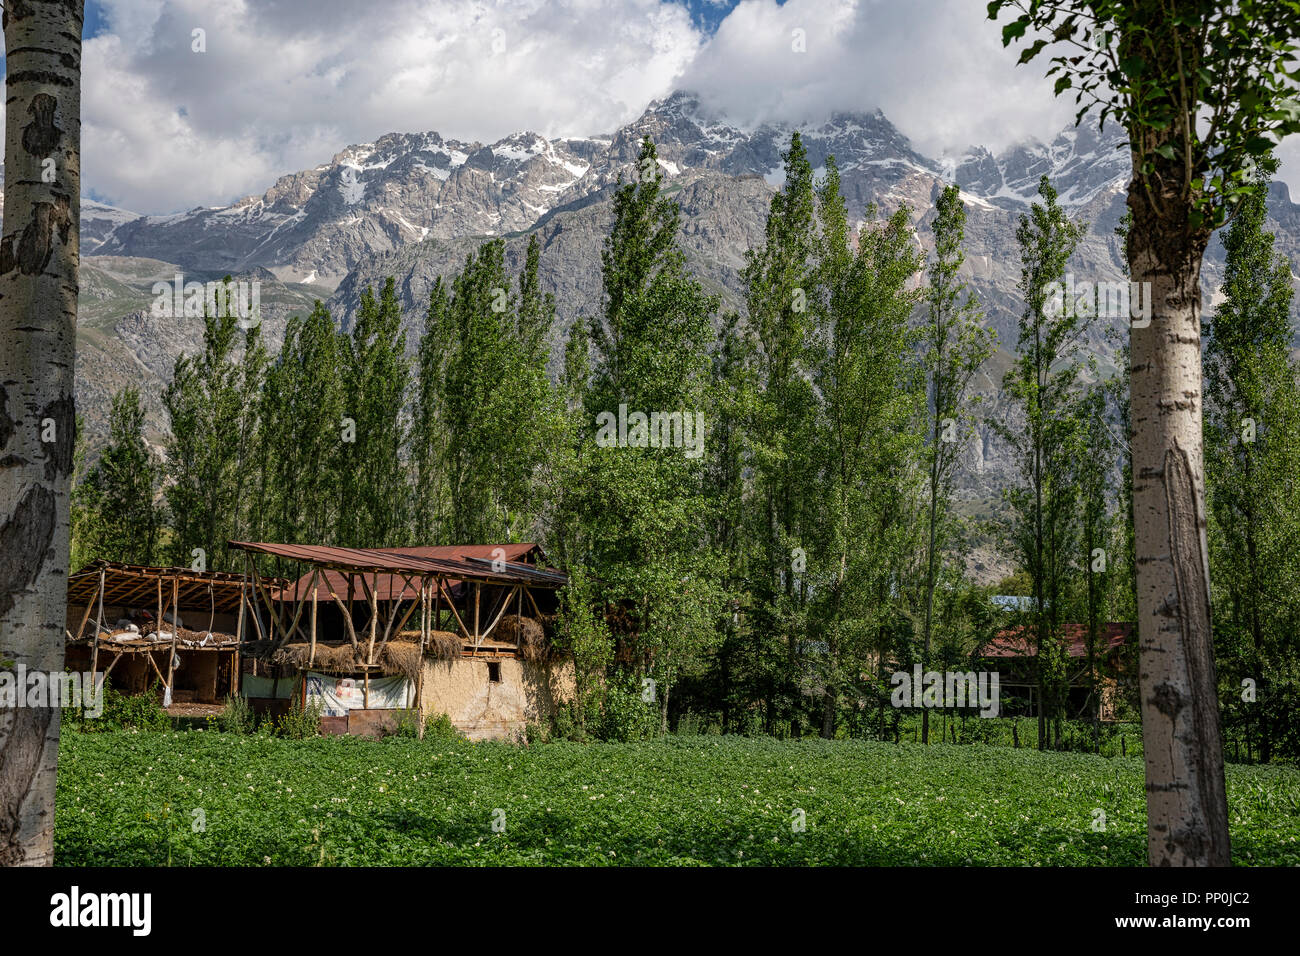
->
304 672 413 715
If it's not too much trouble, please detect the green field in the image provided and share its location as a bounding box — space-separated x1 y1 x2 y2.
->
55 731 1300 866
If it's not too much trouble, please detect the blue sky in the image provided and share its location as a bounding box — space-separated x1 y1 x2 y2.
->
683 0 746 32
84 2 112 39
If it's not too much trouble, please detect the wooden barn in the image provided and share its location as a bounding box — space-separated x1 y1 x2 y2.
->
229 541 574 740
64 562 288 714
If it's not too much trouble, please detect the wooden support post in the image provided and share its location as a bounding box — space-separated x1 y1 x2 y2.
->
437 579 469 637
102 650 122 680
474 583 481 644
242 556 265 648
416 578 428 739
74 601 94 642
145 648 167 685
524 587 544 620
480 585 517 641
234 587 245 696
516 586 524 650
309 575 319 667
367 571 379 665
382 583 423 651
327 583 361 650
251 565 288 647
248 589 265 642
346 575 355 648
380 574 418 645
88 568 106 710
272 572 314 651
165 576 180 704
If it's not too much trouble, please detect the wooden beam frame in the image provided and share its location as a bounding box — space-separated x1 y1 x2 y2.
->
437 579 469 637
326 582 362 651
524 586 544 620
73 602 93 642
276 569 316 651
366 571 379 665
165 576 180 702
479 584 520 642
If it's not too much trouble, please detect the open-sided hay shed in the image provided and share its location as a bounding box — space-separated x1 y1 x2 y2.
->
65 562 289 711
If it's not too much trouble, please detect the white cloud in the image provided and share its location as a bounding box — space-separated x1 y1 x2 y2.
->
679 0 1076 156
63 0 1300 212
81 0 700 212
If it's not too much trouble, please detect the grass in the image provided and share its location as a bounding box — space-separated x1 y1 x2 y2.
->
55 731 1300 866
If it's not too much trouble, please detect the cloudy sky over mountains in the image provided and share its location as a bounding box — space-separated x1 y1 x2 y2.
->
4 0 1296 214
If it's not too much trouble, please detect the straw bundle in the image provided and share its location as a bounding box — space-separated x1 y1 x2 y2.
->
498 615 552 662
381 641 423 682
425 630 463 661
147 625 236 645
256 641 363 671
385 628 462 660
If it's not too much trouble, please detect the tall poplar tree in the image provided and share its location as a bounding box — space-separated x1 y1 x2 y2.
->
918 184 996 743
991 0 1300 866
740 132 820 734
258 303 344 562
427 236 562 543
581 137 722 734
993 176 1090 750
338 279 409 547
0 0 85 868
411 278 454 543
1203 161 1300 765
808 167 925 739
164 308 265 572
80 388 160 565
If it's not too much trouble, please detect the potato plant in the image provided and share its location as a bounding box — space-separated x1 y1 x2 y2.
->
55 732 1300 866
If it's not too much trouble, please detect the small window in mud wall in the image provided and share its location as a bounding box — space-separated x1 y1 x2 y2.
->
487 661 502 683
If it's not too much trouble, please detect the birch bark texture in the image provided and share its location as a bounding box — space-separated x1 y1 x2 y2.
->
0 0 84 867
1128 174 1230 867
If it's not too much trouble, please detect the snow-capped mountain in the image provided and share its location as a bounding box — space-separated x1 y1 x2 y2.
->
97 129 609 286
94 90 1134 289
950 122 1129 209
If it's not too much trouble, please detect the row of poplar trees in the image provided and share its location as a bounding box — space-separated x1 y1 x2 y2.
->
70 136 1300 755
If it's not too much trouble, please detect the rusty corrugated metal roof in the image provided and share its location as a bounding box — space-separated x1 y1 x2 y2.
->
227 541 568 601
983 622 1132 659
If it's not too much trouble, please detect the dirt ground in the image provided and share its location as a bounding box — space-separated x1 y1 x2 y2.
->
165 702 227 718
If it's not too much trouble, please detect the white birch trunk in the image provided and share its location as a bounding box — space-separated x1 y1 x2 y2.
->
0 0 84 867
1128 180 1232 867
